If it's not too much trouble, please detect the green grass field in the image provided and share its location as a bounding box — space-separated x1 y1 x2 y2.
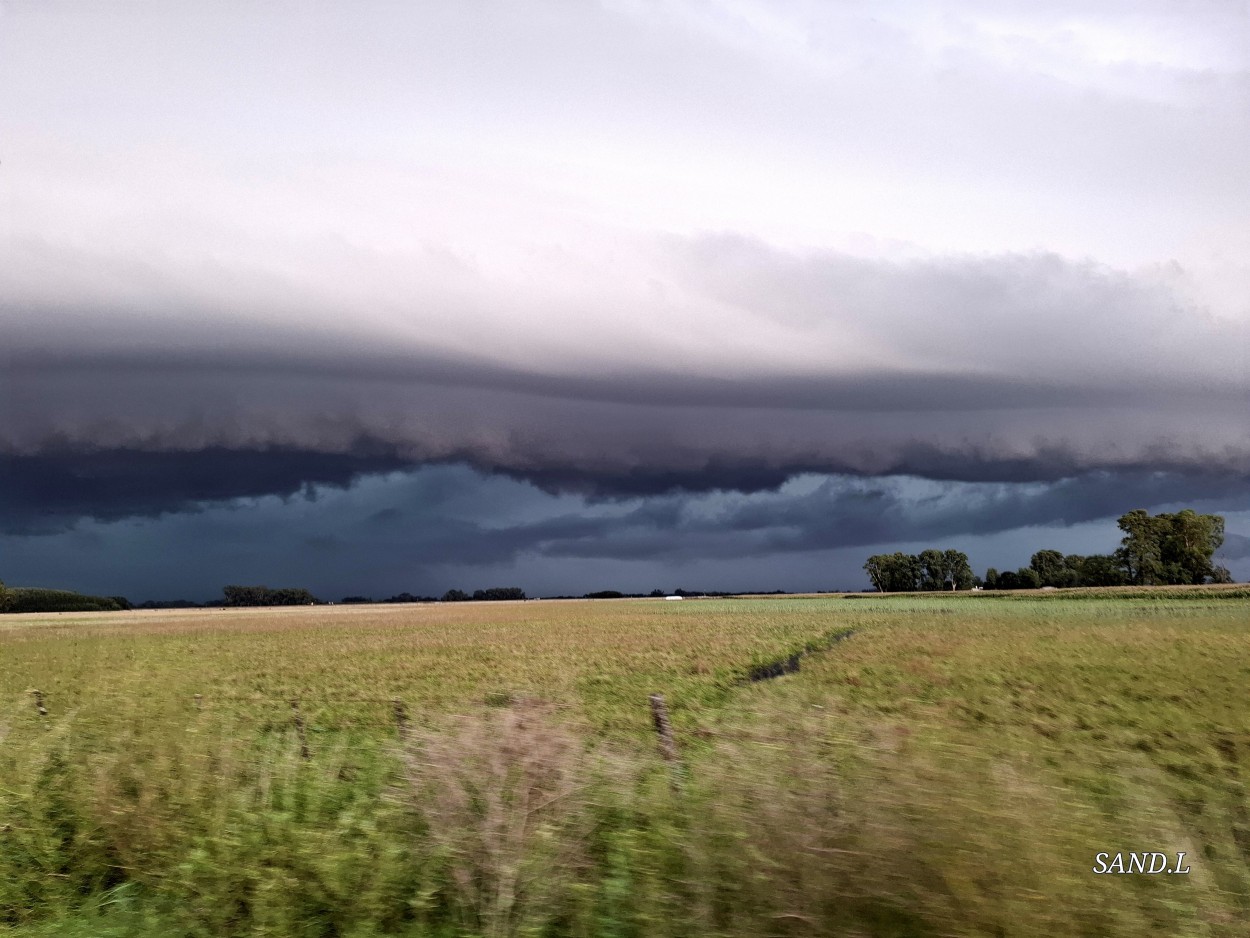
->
3 589 1248 936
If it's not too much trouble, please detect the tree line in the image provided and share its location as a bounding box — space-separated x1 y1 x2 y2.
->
224 585 530 606
0 584 132 613
988 509 1229 589
863 549 975 593
438 587 527 602
865 509 1230 592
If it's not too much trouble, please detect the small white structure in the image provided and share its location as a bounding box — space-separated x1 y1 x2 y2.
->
665 595 684 601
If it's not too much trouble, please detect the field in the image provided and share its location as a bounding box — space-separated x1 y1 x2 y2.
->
3 589 1249 936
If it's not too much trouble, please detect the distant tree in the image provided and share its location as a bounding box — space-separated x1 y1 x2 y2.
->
473 587 527 601
223 584 269 606
917 549 947 591
983 568 999 590
1076 554 1127 587
901 549 972 591
108 596 134 611
1063 554 1089 586
1159 509 1225 584
1210 565 1233 584
864 552 921 592
4 588 126 612
1116 509 1166 585
585 590 624 599
863 556 889 592
384 592 433 604
340 596 372 604
649 589 665 597
1029 550 1065 587
1030 550 1080 587
944 549 975 590
995 568 1040 590
1115 509 1224 585
1016 567 1041 589
0 580 10 613
222 585 318 606
441 589 470 602
269 588 318 606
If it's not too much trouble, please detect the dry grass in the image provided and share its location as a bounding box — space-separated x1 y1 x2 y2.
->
2 591 1249 936
399 699 589 938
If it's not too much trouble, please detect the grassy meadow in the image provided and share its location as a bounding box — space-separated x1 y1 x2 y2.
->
2 589 1249 936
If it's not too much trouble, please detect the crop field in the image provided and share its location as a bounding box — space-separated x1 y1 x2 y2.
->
3 589 1249 937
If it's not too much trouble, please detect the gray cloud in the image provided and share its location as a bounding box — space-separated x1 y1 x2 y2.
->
3 238 1247 530
1 3 1247 593
1218 532 1250 560
0 447 410 535
4 465 1247 601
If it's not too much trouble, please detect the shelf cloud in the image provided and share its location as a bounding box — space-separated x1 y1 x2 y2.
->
2 1 1246 594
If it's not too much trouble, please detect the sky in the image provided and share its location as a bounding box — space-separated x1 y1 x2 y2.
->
2 1 1248 601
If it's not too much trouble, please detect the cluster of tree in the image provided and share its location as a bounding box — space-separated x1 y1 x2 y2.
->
1116 509 1228 585
863 550 975 593
985 551 1126 590
0 584 132 613
333 594 441 604
221 585 320 606
441 587 528 602
985 510 1230 590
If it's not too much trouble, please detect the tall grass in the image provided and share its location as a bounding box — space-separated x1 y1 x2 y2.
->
2 593 1248 935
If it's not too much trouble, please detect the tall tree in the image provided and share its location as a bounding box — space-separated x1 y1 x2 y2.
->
1077 554 1127 587
1030 549 1064 586
1116 509 1225 585
1116 509 1166 585
918 549 947 591
943 549 974 590
863 555 889 593
1159 509 1224 585
864 552 921 592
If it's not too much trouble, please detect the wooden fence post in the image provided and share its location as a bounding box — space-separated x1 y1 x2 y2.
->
193 693 203 711
649 693 678 762
290 698 310 760
392 698 409 740
31 689 47 717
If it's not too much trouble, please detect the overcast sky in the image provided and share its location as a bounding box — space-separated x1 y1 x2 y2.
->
2 1 1248 600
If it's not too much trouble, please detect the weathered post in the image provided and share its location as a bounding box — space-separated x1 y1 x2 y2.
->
290 698 310 760
31 689 47 717
392 698 409 740
193 693 203 711
649 693 678 762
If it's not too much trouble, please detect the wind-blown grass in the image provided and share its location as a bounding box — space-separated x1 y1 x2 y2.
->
2 591 1247 936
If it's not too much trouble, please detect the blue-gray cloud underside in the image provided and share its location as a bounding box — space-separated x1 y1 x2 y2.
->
4 466 1247 602
3 355 1247 535
3 240 1247 534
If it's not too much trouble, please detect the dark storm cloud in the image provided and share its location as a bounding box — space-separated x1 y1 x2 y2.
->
515 470 1250 563
0 447 410 534
11 464 1246 603
1218 532 1250 560
2 237 1247 533
3 3 1247 600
